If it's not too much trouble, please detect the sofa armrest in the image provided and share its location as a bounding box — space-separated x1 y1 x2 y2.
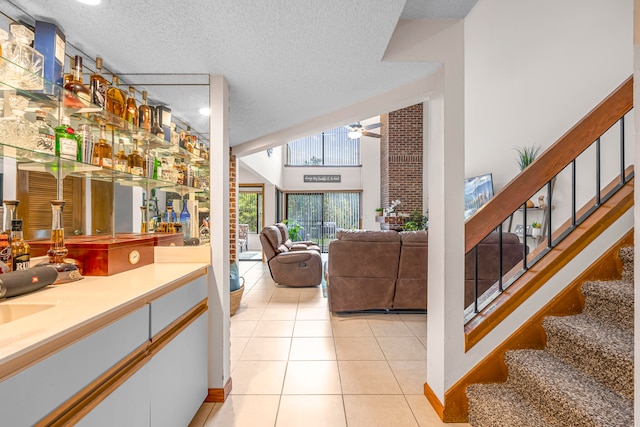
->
274 251 320 264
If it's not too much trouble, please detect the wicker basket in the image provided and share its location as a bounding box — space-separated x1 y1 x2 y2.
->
230 279 245 316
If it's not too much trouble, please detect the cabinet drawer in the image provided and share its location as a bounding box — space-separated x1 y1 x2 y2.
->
149 275 207 337
0 305 149 426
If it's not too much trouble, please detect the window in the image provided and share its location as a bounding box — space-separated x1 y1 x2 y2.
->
238 189 263 233
286 126 360 166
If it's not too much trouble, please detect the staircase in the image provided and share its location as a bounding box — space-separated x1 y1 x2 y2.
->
466 247 634 427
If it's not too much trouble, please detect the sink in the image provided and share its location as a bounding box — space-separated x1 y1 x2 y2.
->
0 304 55 325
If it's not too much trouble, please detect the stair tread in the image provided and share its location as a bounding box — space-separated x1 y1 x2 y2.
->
582 279 634 300
466 383 548 427
544 314 633 359
505 349 633 426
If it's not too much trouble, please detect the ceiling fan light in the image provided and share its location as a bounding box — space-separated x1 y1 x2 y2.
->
347 130 362 139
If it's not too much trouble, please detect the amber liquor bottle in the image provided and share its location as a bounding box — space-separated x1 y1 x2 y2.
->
106 75 127 120
128 139 144 176
92 124 113 168
10 219 29 271
114 138 128 172
125 86 138 126
138 90 151 131
64 55 92 108
90 56 108 109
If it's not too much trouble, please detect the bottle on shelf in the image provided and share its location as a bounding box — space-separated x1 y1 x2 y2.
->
92 124 113 168
0 94 38 151
170 122 180 150
64 55 91 108
76 123 94 164
113 138 128 172
90 56 108 110
0 200 19 273
125 86 138 126
140 206 148 233
127 138 144 176
184 127 194 153
0 24 44 90
179 199 191 239
138 90 151 131
55 116 80 161
63 56 74 87
106 75 127 120
35 110 55 156
10 219 29 271
150 107 165 140
191 133 200 157
40 200 82 283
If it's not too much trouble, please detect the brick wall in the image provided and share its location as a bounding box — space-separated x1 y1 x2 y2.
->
380 103 423 215
229 149 237 263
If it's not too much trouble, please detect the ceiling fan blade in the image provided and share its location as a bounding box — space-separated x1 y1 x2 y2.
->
362 131 382 138
363 122 382 131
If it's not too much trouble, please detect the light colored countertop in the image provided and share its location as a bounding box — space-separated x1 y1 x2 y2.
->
0 260 209 380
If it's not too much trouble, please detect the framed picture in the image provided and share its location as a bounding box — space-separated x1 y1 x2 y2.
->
513 224 524 236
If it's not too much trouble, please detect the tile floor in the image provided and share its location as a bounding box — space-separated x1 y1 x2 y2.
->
189 260 471 427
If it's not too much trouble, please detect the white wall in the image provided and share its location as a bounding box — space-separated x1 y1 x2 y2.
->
465 0 633 193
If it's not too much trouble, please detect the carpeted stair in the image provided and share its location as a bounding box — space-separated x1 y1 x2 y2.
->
467 247 634 427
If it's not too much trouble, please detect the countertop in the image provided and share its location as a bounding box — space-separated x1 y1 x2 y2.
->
0 261 209 380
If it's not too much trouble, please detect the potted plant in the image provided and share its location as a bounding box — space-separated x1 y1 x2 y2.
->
531 221 542 238
283 219 304 241
375 208 383 217
403 209 428 231
515 145 541 207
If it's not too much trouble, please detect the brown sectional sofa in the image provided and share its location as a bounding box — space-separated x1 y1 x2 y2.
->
327 229 524 313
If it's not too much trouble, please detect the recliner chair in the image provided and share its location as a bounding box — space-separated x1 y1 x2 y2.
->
274 223 321 253
260 225 322 287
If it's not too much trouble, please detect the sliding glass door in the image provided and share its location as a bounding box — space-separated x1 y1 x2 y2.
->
286 192 360 252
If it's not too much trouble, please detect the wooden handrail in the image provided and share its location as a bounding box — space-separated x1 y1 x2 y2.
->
465 76 633 252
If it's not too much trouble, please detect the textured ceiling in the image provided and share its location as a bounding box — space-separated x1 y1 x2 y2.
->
3 0 477 147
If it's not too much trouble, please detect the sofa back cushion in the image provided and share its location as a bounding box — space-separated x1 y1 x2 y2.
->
336 229 401 243
260 225 285 261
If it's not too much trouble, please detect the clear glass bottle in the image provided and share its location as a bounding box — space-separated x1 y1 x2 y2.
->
42 200 82 283
63 56 75 87
0 24 44 90
90 56 108 109
35 110 55 156
128 138 144 176
55 116 79 161
179 199 191 239
64 55 92 108
170 122 180 150
138 90 151 131
92 124 112 168
76 123 94 164
0 200 19 272
10 219 29 271
150 107 165 139
113 138 128 172
140 206 148 233
0 94 38 150
106 75 127 120
125 86 138 126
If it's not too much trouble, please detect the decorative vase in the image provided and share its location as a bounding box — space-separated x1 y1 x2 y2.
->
531 227 541 238
526 199 535 208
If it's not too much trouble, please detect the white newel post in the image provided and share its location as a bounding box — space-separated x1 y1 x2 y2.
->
208 75 231 394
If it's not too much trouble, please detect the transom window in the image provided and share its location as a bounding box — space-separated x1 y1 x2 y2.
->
286 126 360 166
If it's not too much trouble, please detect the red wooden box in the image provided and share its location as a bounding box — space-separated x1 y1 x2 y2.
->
116 232 184 247
28 234 155 276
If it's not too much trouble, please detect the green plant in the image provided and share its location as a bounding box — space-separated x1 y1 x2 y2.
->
514 145 541 170
531 221 541 228
402 209 428 231
282 219 304 241
375 207 383 215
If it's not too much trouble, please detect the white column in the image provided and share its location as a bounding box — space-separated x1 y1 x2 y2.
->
208 75 230 391
632 0 639 422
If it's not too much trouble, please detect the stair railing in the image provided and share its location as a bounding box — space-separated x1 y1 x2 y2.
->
464 76 633 325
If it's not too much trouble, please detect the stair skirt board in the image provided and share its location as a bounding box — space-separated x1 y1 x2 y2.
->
466 239 634 427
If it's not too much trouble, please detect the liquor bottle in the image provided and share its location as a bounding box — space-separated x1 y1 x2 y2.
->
90 56 108 109
113 138 128 172
64 55 91 108
35 110 55 156
179 199 191 239
128 139 144 176
170 122 180 149
140 206 148 233
106 75 127 119
76 123 94 163
0 94 38 150
199 142 207 160
150 107 165 140
185 127 194 152
191 134 200 157
41 200 82 283
125 86 138 126
55 116 79 161
92 124 112 168
0 201 19 273
63 56 74 86
10 219 29 271
0 24 44 90
138 90 151 131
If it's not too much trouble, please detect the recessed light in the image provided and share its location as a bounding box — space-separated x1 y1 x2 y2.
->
76 0 101 5
199 107 210 116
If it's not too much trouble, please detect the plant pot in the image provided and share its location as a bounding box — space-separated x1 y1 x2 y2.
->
531 228 541 238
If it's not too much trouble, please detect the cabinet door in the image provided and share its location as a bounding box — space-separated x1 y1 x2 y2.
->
0 306 149 426
149 274 207 337
150 313 207 427
76 363 151 427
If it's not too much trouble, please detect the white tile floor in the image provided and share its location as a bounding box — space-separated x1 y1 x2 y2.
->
189 260 471 427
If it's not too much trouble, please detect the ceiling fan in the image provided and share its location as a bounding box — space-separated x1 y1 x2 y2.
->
345 122 383 139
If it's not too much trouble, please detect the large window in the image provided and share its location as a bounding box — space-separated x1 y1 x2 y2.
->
286 126 360 166
286 192 360 252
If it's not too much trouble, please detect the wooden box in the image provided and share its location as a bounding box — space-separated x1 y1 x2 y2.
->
116 232 184 247
28 235 155 276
